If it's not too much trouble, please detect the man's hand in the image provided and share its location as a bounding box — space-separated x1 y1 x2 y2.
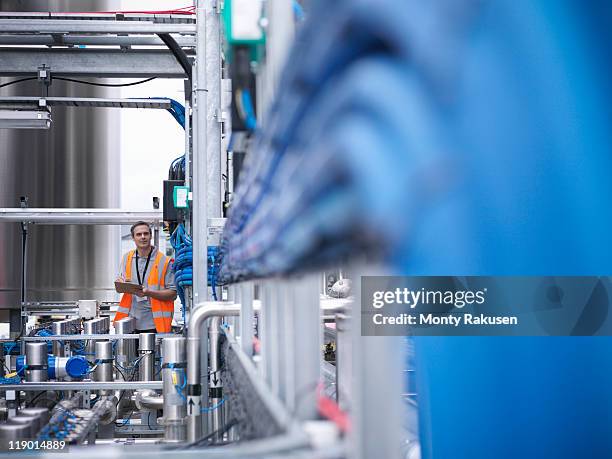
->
115 276 126 293
141 288 177 301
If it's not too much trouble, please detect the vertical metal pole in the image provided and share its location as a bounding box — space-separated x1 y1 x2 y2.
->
208 317 224 440
222 77 232 217
285 282 297 412
233 285 242 337
260 282 272 380
202 317 210 438
226 285 238 336
206 0 223 221
162 337 187 442
240 282 254 358
259 0 295 120
193 0 209 304
336 313 351 410
350 272 402 459
153 222 160 250
20 222 27 350
184 75 192 211
139 333 156 382
277 281 289 404
291 274 320 420
269 282 281 396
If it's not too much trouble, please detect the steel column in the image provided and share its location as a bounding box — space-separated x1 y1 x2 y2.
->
290 275 321 420
205 0 223 221
192 0 208 305
240 283 255 358
350 272 403 459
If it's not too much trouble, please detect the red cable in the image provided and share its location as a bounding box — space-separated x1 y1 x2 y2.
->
253 336 261 354
315 383 351 433
318 394 351 433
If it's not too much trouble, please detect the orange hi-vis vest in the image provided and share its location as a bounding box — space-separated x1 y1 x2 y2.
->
113 249 174 333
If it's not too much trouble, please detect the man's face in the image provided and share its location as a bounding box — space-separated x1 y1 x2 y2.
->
132 224 151 250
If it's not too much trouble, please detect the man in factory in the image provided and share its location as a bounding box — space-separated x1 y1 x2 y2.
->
113 221 177 334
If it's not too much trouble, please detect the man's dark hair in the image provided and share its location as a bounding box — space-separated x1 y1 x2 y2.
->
130 221 152 236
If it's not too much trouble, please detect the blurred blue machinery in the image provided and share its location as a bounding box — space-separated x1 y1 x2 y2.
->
220 0 612 457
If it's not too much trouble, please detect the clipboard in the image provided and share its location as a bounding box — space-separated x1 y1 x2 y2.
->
114 281 143 294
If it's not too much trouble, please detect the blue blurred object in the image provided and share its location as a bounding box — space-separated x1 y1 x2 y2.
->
241 89 257 132
35 328 54 353
64 356 90 379
17 355 89 380
15 355 25 376
219 0 612 457
150 97 185 129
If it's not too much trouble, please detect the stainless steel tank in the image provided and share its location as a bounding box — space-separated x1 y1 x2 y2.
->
0 1 122 319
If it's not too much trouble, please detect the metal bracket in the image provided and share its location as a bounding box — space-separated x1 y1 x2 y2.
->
215 108 226 123
37 65 52 97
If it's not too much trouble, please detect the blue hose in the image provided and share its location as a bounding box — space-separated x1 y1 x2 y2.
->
171 224 193 325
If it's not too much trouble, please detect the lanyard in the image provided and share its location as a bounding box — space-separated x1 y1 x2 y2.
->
135 248 153 286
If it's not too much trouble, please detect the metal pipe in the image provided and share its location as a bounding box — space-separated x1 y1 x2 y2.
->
0 381 162 391
83 319 96 356
205 0 222 221
20 222 28 354
139 333 156 381
186 303 239 441
135 389 164 411
114 318 135 368
240 283 254 358
94 340 113 396
21 334 138 341
93 396 118 426
99 317 110 334
19 407 50 426
8 415 40 436
0 34 196 47
0 423 31 441
208 316 223 439
52 321 65 356
161 336 187 442
24 342 47 382
192 0 208 306
0 208 163 224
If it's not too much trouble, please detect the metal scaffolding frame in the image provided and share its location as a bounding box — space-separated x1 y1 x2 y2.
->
0 209 163 224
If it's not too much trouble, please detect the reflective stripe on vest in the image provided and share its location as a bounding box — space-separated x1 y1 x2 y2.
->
152 311 173 318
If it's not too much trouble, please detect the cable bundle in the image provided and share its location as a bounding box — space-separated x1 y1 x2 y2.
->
218 0 439 283
153 97 186 129
171 224 192 324
168 154 186 181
